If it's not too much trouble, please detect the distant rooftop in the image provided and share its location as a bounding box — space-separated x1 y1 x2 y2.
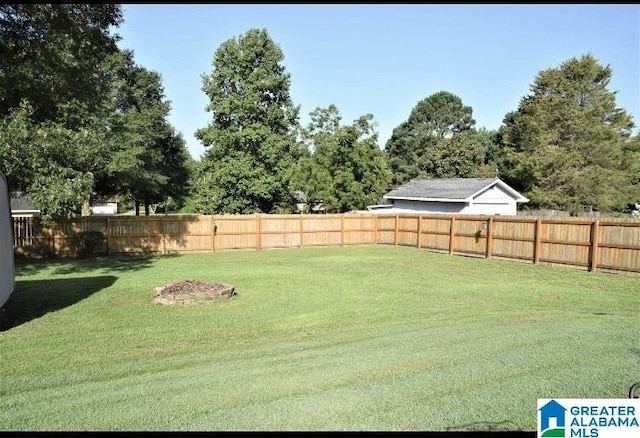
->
384 178 501 200
9 192 39 212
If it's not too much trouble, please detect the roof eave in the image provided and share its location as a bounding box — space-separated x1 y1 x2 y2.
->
383 195 471 203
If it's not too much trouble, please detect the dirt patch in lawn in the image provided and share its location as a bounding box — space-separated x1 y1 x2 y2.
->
153 280 235 305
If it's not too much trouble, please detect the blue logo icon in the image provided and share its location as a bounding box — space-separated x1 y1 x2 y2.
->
539 399 567 437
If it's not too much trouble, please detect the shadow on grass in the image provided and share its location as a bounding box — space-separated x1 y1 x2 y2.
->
15 252 181 276
445 420 530 432
0 275 118 331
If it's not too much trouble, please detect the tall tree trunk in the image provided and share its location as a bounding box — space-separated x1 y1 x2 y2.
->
135 200 140 216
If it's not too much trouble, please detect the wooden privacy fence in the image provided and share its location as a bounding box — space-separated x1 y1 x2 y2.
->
11 213 640 274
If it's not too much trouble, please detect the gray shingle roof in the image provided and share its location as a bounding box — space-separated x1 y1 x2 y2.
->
384 178 502 200
9 192 39 212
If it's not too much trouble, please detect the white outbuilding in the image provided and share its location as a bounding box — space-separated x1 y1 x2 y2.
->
370 177 529 216
0 169 15 309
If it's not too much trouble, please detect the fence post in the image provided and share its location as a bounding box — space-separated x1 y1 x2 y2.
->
161 216 166 255
373 214 378 245
485 217 493 259
417 215 422 249
534 218 542 264
448 216 456 255
211 216 216 252
299 215 304 248
106 216 110 257
51 222 57 257
393 214 399 246
589 219 600 272
341 214 345 246
257 215 262 250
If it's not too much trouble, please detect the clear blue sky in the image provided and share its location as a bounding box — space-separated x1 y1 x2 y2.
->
115 4 640 160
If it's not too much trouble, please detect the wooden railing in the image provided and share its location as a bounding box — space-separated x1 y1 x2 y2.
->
11 213 640 274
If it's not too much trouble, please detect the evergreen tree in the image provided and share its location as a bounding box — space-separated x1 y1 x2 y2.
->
385 91 477 185
498 54 636 213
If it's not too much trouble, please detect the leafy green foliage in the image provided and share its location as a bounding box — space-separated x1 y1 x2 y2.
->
193 28 302 214
97 50 192 214
290 105 392 212
0 5 191 222
0 4 122 126
0 102 106 224
498 54 637 213
423 128 500 179
385 91 498 185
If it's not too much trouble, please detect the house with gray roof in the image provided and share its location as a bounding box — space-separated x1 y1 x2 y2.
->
369 177 529 216
9 192 40 218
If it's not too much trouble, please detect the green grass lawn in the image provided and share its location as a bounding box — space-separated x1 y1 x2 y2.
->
1 246 638 431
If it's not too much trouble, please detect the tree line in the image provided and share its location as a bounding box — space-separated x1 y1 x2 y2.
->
0 4 191 225
1 5 638 224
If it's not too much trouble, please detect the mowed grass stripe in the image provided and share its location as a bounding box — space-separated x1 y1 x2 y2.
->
0 246 637 430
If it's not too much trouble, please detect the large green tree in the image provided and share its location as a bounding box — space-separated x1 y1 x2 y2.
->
290 105 392 213
193 28 303 214
97 50 191 215
423 128 500 179
0 5 192 222
498 54 637 213
0 4 123 224
0 101 105 223
385 91 483 185
0 4 122 126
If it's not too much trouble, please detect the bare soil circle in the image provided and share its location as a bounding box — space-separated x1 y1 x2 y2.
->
153 280 235 305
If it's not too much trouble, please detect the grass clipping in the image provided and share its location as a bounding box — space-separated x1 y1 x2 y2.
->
153 280 235 305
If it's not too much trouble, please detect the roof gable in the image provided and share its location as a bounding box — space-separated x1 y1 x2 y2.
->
383 178 528 203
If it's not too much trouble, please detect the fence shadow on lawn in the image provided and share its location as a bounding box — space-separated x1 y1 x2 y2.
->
0 275 118 331
14 252 181 276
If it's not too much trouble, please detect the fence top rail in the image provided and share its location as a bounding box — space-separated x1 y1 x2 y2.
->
17 213 640 226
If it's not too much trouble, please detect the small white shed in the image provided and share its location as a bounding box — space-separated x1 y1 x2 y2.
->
377 177 529 216
0 169 15 308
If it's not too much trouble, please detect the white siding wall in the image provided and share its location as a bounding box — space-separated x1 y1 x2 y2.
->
465 185 517 215
0 171 15 308
92 203 117 215
463 202 515 215
387 184 520 216
391 199 465 213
